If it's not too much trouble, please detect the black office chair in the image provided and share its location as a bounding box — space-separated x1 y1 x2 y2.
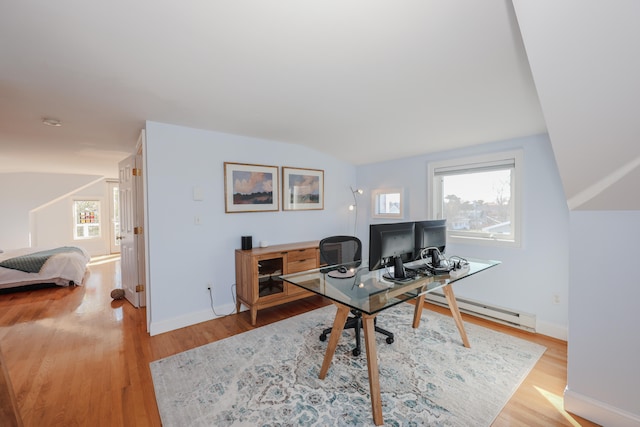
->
318 235 394 357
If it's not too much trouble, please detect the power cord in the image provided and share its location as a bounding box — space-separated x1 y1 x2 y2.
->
419 248 470 274
419 247 449 270
448 255 469 270
447 255 470 278
207 283 237 317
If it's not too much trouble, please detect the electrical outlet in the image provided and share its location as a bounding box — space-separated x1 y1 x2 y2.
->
553 294 561 304
207 283 211 291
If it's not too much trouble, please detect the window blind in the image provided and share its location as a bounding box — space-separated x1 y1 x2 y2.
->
434 158 515 176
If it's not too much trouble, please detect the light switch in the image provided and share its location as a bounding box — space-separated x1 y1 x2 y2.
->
193 186 204 201
194 215 202 225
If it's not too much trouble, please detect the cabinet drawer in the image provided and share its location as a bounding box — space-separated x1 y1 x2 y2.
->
287 248 317 262
288 257 317 273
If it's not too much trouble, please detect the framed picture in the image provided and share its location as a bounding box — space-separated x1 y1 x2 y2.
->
282 167 324 211
224 162 279 213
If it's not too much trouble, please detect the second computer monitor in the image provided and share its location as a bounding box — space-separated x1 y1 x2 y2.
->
368 221 415 273
414 219 447 256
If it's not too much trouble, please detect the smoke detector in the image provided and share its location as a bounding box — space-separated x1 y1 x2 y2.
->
42 118 62 127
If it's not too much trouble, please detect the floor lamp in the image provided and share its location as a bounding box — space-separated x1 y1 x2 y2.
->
349 186 363 236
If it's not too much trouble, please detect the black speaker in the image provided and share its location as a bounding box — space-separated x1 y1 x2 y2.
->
241 236 253 250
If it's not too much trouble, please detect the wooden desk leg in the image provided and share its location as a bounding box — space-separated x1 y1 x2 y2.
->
442 284 470 348
319 303 350 380
412 294 426 328
362 314 384 426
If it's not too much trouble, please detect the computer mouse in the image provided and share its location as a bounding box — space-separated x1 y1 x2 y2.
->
337 266 348 274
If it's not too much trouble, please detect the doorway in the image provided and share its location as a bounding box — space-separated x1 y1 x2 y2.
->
108 180 121 254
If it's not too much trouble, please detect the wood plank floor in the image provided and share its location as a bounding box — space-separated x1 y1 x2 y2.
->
0 256 599 426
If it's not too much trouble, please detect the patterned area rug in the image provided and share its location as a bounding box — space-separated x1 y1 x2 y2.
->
150 304 545 426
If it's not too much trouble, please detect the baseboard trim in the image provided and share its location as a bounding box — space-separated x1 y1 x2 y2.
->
149 302 236 336
535 319 567 341
564 387 640 427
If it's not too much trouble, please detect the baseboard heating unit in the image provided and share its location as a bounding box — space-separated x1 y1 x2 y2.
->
425 292 536 332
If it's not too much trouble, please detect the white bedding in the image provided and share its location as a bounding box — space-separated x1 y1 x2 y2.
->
0 246 91 290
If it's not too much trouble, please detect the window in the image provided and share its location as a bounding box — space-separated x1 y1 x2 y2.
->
372 188 404 219
110 185 120 249
428 151 522 247
73 200 102 239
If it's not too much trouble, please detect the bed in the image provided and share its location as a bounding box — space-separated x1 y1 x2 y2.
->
0 246 91 291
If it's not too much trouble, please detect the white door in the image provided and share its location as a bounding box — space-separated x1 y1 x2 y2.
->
134 151 146 308
119 155 140 308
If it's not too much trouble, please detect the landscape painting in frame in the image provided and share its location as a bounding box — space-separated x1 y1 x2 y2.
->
224 162 279 213
282 167 324 211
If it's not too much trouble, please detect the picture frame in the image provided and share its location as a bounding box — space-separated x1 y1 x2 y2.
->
224 162 279 213
282 167 324 211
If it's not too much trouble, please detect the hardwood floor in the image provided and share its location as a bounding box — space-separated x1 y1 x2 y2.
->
0 256 599 426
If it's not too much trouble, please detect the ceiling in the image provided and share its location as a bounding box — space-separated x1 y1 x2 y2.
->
512 0 640 210
0 0 545 179
1 1 638 210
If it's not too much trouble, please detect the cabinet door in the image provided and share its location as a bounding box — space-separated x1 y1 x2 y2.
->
255 254 286 300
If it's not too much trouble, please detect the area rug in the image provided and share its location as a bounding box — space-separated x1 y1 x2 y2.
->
150 304 546 426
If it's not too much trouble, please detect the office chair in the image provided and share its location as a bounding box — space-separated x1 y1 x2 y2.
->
318 235 394 357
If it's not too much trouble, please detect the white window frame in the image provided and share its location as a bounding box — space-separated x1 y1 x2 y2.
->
427 150 523 247
371 188 404 219
73 199 103 240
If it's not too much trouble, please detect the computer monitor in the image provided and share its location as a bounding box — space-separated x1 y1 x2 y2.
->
368 222 415 279
414 219 447 268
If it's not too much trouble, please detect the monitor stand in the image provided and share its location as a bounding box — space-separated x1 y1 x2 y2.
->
382 256 413 282
393 256 406 278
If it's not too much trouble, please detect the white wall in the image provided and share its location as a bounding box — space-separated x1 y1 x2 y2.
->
565 210 640 426
0 172 110 255
144 121 358 335
356 134 570 339
31 179 111 256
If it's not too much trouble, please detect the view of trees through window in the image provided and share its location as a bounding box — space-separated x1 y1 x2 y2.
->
376 193 400 214
74 200 101 239
442 169 512 238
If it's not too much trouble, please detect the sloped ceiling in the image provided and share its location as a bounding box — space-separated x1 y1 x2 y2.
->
1 1 636 211
513 0 640 210
0 1 544 177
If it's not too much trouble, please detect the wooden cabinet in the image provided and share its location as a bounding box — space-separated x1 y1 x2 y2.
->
235 241 319 325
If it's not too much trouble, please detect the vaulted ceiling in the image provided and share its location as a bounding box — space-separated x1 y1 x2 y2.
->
1 1 638 210
512 1 640 210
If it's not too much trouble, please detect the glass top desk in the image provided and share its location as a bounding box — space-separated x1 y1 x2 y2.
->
281 258 500 426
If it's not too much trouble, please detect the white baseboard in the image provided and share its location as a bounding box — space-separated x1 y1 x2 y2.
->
149 302 237 336
564 387 640 427
536 319 568 341
424 292 536 332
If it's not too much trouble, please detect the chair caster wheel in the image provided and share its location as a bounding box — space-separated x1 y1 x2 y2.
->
386 337 394 344
352 348 360 357
319 334 327 342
